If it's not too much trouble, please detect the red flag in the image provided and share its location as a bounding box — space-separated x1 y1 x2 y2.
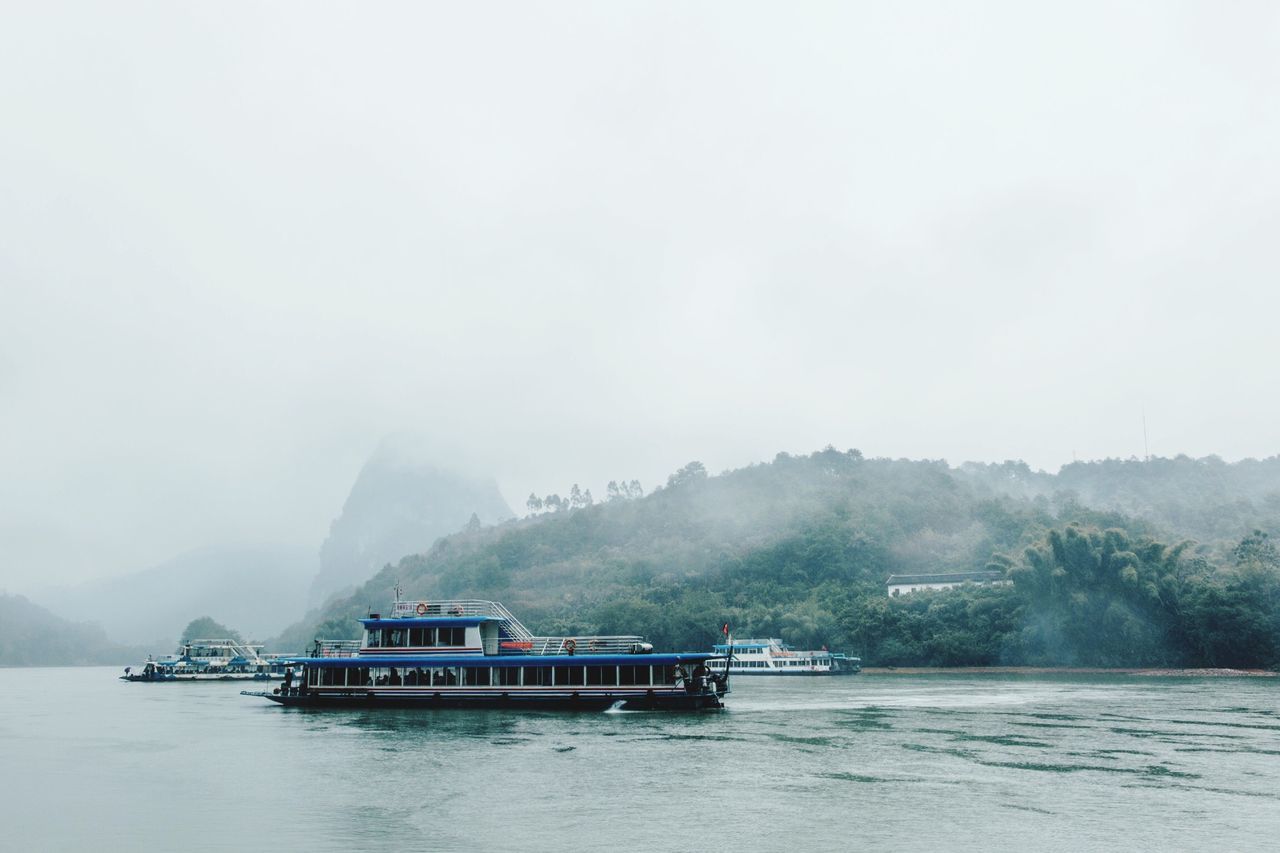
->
722 623 729 637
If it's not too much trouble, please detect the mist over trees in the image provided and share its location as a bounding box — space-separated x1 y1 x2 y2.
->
271 450 1280 669
180 617 243 644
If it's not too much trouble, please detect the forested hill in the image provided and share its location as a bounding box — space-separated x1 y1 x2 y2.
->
270 450 1280 669
958 455 1280 546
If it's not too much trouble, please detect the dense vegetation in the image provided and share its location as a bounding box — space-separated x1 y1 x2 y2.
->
271 450 1280 670
180 617 243 644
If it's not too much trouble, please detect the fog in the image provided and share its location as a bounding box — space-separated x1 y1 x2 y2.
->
2 2 1278 589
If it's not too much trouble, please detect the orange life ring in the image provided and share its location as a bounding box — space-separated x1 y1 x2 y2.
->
564 639 577 654
415 602 428 616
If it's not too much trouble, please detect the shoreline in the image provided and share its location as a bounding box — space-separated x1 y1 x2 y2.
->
860 666 1277 677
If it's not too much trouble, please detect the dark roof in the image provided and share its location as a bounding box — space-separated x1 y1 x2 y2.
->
885 571 1005 585
360 616 498 628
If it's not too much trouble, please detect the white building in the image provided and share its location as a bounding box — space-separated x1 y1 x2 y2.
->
885 571 1007 597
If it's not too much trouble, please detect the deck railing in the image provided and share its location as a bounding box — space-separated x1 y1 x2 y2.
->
388 599 537 643
390 599 509 619
361 600 654 657
312 640 361 658
526 635 649 655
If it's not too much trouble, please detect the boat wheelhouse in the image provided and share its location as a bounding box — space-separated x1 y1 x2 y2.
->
249 599 728 711
709 638 860 676
122 639 293 682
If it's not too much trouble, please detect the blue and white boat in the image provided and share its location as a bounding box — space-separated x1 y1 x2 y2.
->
709 638 860 675
246 599 729 711
122 639 294 682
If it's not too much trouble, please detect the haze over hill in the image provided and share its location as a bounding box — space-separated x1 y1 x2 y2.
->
42 544 315 646
271 449 1280 669
0 595 147 666
311 435 513 607
5 4 1280 598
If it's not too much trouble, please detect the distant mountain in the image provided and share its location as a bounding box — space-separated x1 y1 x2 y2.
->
41 544 314 646
0 594 147 666
310 437 512 607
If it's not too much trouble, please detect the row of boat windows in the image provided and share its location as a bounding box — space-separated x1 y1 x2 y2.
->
366 627 467 648
731 659 832 667
307 664 680 688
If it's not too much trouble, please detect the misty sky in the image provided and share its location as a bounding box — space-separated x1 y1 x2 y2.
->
3 2 1278 589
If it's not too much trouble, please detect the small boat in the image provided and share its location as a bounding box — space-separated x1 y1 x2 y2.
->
121 639 295 682
708 638 861 676
244 598 729 711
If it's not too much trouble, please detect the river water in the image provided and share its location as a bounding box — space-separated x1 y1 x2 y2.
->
1 668 1277 852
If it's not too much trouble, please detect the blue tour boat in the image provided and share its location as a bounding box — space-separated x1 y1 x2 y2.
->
245 598 729 711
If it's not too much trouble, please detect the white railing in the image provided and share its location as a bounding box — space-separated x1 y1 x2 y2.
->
528 635 648 655
389 599 511 619
313 640 361 658
388 599 536 643
377 600 649 656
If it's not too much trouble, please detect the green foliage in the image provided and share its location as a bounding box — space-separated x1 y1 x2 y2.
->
269 451 1280 669
180 616 242 644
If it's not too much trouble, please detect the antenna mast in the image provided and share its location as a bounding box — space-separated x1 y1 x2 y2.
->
1142 406 1150 461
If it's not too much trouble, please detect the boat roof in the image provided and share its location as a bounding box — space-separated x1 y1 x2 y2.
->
300 652 717 667
361 616 498 628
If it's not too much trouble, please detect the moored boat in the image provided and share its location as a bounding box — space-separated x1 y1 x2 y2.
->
708 638 860 675
122 639 295 682
245 599 729 711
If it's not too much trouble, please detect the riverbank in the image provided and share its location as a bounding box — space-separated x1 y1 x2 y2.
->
861 666 1277 677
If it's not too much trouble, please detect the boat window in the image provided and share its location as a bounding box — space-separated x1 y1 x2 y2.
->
307 667 319 687
389 667 402 686
373 668 390 686
523 666 551 687
463 667 489 686
496 667 520 686
409 628 432 646
652 666 674 685
618 665 650 686
347 668 370 687
321 668 339 686
386 629 405 648
366 629 381 648
554 666 584 687
431 667 458 687
436 627 464 646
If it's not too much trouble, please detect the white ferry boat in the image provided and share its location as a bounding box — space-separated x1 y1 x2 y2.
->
122 639 294 682
245 598 729 711
708 638 861 676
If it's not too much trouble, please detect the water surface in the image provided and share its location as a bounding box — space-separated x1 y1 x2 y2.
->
2 668 1276 851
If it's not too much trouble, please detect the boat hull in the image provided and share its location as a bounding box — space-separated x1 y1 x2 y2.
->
122 672 276 682
248 689 725 711
723 669 859 676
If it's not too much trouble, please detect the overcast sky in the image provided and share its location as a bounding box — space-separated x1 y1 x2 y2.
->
2 2 1278 589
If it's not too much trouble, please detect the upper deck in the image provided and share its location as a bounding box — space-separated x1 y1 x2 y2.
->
320 599 657 659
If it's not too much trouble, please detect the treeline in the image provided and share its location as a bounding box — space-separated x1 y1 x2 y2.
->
271 449 1280 669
